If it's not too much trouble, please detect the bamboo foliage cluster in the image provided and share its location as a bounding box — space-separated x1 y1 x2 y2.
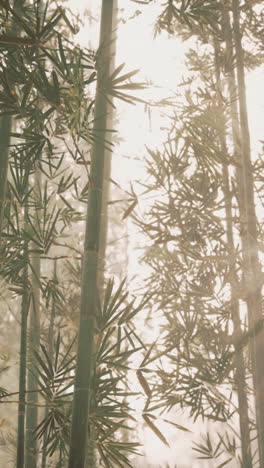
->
0 1 98 465
133 0 264 466
0 1 166 467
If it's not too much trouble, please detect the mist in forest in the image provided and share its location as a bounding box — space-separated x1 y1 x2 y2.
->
0 1 263 467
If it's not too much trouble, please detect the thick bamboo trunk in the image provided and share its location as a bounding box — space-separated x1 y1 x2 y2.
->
98 0 117 285
0 0 24 235
231 0 264 464
89 7 118 462
214 40 252 467
223 172 253 467
68 2 115 467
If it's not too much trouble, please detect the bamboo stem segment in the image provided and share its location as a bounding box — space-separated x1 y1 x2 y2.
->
68 2 115 467
231 0 264 464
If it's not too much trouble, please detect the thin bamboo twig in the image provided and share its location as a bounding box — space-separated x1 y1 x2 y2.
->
41 260 57 468
16 206 30 468
26 169 41 468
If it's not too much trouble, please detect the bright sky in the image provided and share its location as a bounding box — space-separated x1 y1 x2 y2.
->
68 1 264 466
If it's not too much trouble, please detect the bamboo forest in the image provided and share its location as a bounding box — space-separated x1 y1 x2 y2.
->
0 0 264 467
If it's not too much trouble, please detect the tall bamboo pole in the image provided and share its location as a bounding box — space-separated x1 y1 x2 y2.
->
25 170 41 468
214 40 252 467
98 0 118 286
88 6 118 461
231 0 264 464
16 206 30 468
0 116 12 236
87 6 118 463
41 261 57 468
68 2 115 467
0 0 26 235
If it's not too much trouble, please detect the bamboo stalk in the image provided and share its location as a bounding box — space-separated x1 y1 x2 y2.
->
230 0 264 464
25 170 41 468
87 5 117 460
0 0 23 236
0 116 12 236
16 207 30 468
41 261 57 468
68 2 115 467
214 39 252 466
98 0 118 287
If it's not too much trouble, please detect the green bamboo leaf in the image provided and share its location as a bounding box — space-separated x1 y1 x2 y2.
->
52 70 60 102
111 68 140 86
41 0 50 31
9 9 36 38
102 279 115 318
23 223 43 248
102 279 127 322
102 347 142 363
84 71 97 85
57 337 76 373
99 420 126 443
139 340 157 368
108 63 125 81
108 90 146 105
57 33 69 75
56 381 74 396
103 445 134 467
217 458 233 468
97 445 112 468
113 83 146 90
33 349 53 380
96 328 114 362
104 441 141 449
56 355 76 378
54 333 60 373
122 198 138 220
43 208 60 252
40 343 54 379
20 70 36 109
39 11 63 39
136 370 152 397
163 419 192 432
143 414 170 447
